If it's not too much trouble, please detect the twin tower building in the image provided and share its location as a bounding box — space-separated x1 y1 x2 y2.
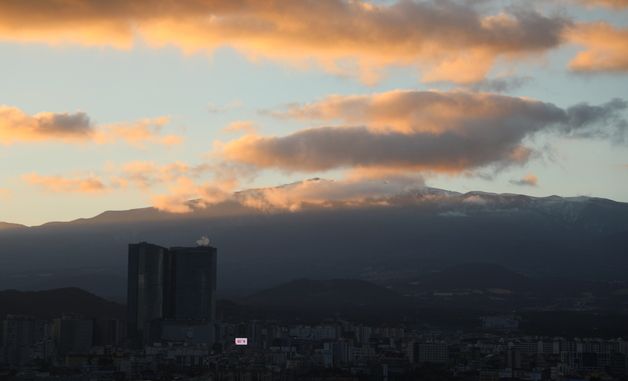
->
127 242 218 348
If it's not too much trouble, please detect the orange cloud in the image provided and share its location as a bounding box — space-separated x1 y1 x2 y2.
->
574 0 628 8
111 161 212 189
0 106 91 144
22 173 106 193
0 188 11 200
223 90 627 173
510 173 539 186
567 22 628 73
93 117 182 147
235 176 424 212
151 177 237 213
274 90 562 134
0 1 568 84
20 159 253 213
223 120 257 134
0 105 180 146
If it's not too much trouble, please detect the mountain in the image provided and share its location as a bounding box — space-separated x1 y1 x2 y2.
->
244 278 407 310
0 287 125 319
0 222 26 231
0 183 627 300
233 278 412 322
406 263 532 291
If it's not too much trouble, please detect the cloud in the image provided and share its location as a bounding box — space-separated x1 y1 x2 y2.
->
20 159 256 213
0 188 11 200
208 101 242 114
109 161 211 189
468 76 532 93
21 160 236 199
61 159 425 214
234 176 425 212
563 98 628 141
93 117 182 147
224 90 627 173
22 173 107 193
574 0 628 9
567 22 628 73
149 161 256 213
0 106 91 144
0 1 568 84
0 105 180 146
510 173 538 186
223 120 257 134
151 177 237 213
273 90 565 134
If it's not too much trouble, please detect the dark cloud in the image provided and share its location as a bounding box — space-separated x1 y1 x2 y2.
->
36 112 92 137
0 105 178 145
223 91 628 173
469 77 532 93
563 98 628 141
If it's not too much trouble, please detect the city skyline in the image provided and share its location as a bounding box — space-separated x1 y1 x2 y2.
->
0 0 627 226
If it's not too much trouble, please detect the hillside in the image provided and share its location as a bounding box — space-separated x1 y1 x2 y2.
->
244 278 407 310
0 184 627 299
0 287 125 319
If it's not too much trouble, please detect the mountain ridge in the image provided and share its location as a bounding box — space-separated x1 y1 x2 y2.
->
1 182 627 299
0 287 125 319
2 183 624 228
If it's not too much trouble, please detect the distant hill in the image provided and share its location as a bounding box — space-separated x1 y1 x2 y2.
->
0 288 125 319
244 278 407 310
411 263 532 291
0 222 26 230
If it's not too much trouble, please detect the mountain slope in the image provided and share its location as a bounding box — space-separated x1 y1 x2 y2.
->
0 185 627 299
244 278 407 309
0 287 125 319
0 222 26 230
409 263 532 291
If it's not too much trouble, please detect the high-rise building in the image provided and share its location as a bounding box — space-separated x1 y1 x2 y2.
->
52 316 94 357
127 242 170 347
0 315 48 366
170 246 217 321
127 242 217 347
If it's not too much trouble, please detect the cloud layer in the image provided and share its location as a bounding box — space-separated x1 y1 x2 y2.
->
0 0 572 84
22 173 106 193
234 176 425 212
575 0 628 9
225 90 628 173
0 105 180 146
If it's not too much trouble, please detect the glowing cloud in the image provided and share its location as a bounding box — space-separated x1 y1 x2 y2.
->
225 91 627 173
0 188 11 200
568 23 628 73
510 174 539 187
575 0 628 9
22 173 107 193
0 1 568 84
235 176 425 212
0 105 180 146
223 120 257 134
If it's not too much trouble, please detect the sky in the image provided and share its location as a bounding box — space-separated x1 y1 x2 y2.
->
0 0 627 226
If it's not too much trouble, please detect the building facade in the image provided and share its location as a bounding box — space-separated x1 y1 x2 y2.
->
127 242 217 348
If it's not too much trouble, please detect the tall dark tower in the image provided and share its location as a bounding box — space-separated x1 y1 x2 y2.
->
169 246 218 321
127 242 218 347
127 242 171 347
